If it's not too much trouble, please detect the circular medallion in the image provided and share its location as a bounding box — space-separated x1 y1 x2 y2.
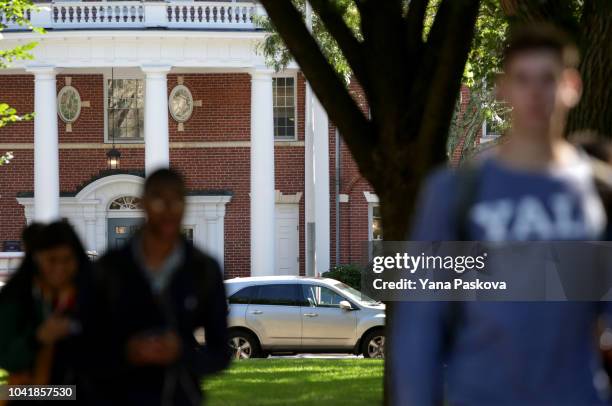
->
169 84 194 123
57 85 82 123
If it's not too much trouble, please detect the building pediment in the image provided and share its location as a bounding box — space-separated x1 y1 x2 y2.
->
0 30 276 71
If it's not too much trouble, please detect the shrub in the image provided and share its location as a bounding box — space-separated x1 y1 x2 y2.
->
322 264 363 290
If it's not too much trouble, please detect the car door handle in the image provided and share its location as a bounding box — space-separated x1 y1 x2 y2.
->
303 313 318 317
250 310 263 315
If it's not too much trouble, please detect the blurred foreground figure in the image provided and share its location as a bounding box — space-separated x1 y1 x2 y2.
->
87 169 230 406
391 25 612 405
0 222 91 404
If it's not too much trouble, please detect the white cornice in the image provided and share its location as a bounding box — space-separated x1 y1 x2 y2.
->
0 30 267 41
0 33 272 69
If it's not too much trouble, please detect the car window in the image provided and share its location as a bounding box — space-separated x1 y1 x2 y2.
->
331 281 379 305
302 285 346 308
252 284 303 306
228 285 259 305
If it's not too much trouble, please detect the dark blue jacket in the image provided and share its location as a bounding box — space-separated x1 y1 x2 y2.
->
84 238 230 406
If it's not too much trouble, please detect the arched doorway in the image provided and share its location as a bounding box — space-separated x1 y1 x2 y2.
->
107 195 144 250
17 174 232 267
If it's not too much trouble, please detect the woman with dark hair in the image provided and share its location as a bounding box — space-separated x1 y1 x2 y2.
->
0 221 91 399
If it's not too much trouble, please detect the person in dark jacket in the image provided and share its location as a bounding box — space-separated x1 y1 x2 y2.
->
86 168 230 406
0 221 91 404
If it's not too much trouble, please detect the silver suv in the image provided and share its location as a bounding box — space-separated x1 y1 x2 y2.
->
225 276 385 359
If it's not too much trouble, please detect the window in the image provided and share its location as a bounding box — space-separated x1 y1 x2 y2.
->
252 284 303 306
273 77 296 139
181 227 194 243
109 196 142 210
107 79 144 141
302 285 346 308
229 286 259 305
371 205 383 241
483 110 508 141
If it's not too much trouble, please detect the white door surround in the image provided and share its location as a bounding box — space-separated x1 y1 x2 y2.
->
17 173 231 267
275 203 299 276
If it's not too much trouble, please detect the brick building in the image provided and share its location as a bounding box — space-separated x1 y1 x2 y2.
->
0 1 382 279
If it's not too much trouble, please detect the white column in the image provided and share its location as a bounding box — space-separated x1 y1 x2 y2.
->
304 0 316 277
305 83 316 277
141 65 171 175
250 69 275 277
27 66 60 223
313 96 331 275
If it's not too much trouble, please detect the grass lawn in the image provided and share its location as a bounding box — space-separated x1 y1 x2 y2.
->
203 359 383 406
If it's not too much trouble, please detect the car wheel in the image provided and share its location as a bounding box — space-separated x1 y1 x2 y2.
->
361 329 385 359
228 330 263 360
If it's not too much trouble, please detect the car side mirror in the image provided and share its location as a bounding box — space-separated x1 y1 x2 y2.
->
339 300 353 311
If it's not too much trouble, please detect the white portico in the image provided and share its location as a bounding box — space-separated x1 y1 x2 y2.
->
0 1 332 277
0 20 281 271
16 174 232 266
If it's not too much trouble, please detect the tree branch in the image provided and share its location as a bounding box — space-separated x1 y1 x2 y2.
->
258 0 375 171
404 0 428 55
356 0 410 122
411 0 481 170
307 0 370 93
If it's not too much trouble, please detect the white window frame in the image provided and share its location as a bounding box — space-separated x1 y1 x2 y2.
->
181 225 195 243
369 204 383 242
272 72 298 141
364 191 382 242
104 72 145 144
481 114 506 143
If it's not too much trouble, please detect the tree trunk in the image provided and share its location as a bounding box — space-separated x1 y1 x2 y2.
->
567 0 612 137
256 2 480 404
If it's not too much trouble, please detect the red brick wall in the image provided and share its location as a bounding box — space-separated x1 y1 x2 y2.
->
0 72 308 278
0 75 34 143
167 74 251 142
59 149 145 191
57 75 105 143
0 149 32 241
170 147 250 277
450 85 481 166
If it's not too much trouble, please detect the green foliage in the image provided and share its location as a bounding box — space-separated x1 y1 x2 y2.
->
0 41 37 70
255 0 360 84
322 264 362 290
204 359 383 406
0 0 43 33
464 0 508 88
0 102 33 128
0 0 41 68
257 0 507 89
446 85 512 164
1 0 40 152
434 0 509 162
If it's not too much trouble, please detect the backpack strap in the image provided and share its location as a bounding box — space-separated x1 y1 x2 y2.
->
447 164 482 348
454 164 482 241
